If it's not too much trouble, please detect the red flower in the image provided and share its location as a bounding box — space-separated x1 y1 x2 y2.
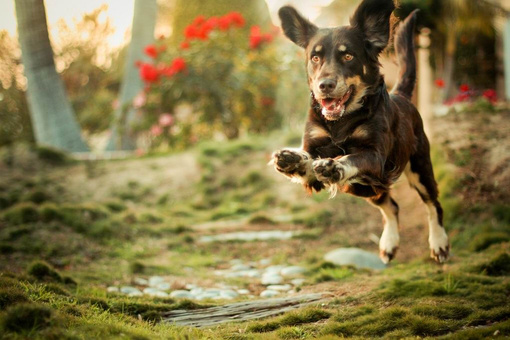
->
261 97 274 106
482 89 497 103
459 84 470 93
171 57 187 73
139 63 160 83
193 15 206 26
249 25 273 49
435 79 445 88
218 16 232 31
144 45 158 58
160 57 187 77
184 25 199 39
227 12 245 27
180 41 190 50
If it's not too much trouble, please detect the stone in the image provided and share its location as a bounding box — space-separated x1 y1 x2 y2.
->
231 264 252 271
196 291 220 300
143 287 168 297
148 276 166 287
170 290 194 299
156 282 171 291
259 258 272 266
264 265 285 274
133 277 148 286
291 278 305 286
261 274 284 285
324 247 386 270
281 266 306 276
267 284 292 291
120 286 141 295
237 289 250 295
128 291 143 297
219 290 239 299
260 289 279 298
107 286 119 293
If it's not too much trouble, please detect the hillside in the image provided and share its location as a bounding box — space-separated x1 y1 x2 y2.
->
0 111 508 339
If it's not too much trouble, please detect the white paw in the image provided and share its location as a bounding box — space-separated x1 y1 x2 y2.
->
429 228 449 263
379 229 400 264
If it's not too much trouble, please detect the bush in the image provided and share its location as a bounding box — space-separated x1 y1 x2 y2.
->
35 146 69 164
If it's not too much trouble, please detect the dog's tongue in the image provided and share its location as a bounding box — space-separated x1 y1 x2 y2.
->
320 89 352 119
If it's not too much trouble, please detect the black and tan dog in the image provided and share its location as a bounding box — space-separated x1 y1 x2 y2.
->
271 0 449 263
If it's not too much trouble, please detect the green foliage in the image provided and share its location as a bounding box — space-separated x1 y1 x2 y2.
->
247 308 331 333
0 286 29 308
470 232 509 252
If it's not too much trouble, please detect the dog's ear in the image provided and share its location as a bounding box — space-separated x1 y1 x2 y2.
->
350 0 395 54
278 6 318 48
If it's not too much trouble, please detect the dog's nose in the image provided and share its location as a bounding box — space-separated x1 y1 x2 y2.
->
318 79 337 93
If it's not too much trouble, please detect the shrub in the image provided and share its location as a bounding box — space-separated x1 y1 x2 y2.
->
35 146 69 164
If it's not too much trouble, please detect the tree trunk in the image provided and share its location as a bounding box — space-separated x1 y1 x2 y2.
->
15 0 89 152
105 0 157 151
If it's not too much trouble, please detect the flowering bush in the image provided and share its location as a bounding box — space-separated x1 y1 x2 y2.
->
133 12 280 150
435 80 499 114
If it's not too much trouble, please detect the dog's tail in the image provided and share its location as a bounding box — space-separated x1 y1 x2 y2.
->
391 9 419 99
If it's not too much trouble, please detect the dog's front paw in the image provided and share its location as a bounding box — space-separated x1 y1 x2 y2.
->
429 227 449 263
272 149 310 176
312 159 344 185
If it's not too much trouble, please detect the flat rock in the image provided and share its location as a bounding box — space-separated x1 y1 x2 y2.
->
133 277 148 286
120 286 141 294
261 274 284 285
324 247 386 270
267 284 292 291
260 289 279 298
107 286 119 293
148 276 166 287
281 266 306 276
170 290 194 299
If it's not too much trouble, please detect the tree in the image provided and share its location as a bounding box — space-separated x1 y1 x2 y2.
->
105 0 157 151
14 0 88 152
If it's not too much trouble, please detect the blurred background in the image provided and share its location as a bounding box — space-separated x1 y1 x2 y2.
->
0 1 509 338
1 0 509 153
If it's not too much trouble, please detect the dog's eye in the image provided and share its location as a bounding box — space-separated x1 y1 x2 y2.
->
343 54 354 62
311 55 320 63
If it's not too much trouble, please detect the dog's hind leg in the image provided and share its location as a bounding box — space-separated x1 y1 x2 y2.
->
368 192 400 264
405 156 450 263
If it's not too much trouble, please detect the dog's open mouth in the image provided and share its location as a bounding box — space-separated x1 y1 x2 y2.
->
320 86 354 120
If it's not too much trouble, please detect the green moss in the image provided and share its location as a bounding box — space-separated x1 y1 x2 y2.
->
313 267 353 283
24 189 50 204
466 306 510 326
130 261 146 274
247 308 331 333
27 261 62 282
334 305 375 322
479 252 510 276
104 200 127 212
35 146 69 164
492 204 510 224
0 286 29 308
2 202 40 224
44 283 70 296
408 315 459 336
412 303 472 320
381 278 447 299
2 303 54 333
470 232 509 252
0 242 15 254
248 214 275 225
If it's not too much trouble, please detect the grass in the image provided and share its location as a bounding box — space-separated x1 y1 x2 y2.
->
0 122 509 338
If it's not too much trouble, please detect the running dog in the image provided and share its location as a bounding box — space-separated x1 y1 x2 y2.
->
271 0 449 263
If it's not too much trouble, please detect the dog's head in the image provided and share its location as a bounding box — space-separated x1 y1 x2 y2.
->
279 0 395 121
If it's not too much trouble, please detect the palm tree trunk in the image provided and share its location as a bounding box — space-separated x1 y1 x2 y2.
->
105 0 157 151
15 0 89 152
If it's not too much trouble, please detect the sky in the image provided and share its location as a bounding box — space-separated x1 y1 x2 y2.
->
0 0 333 49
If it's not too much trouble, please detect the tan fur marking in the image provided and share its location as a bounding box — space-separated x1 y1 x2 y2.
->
339 44 347 52
363 65 367 75
309 125 330 139
345 76 362 86
315 45 323 52
352 126 370 139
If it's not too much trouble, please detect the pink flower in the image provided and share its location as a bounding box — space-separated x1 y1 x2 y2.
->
150 124 163 137
132 92 146 109
135 148 146 157
159 113 174 127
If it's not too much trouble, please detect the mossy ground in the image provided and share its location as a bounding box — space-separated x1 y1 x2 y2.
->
0 113 509 339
